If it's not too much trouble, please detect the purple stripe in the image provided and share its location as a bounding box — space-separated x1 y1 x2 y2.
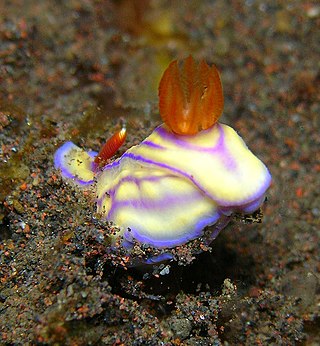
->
100 124 271 206
106 177 205 220
102 158 121 171
202 216 231 246
54 141 75 170
58 165 94 186
122 212 221 248
143 124 237 172
143 253 174 264
142 140 166 149
108 190 205 219
102 125 226 171
114 152 227 203
238 195 265 213
54 141 94 185
101 151 270 207
74 177 95 186
97 173 175 210
117 151 198 188
114 173 173 187
154 124 224 153
87 150 98 158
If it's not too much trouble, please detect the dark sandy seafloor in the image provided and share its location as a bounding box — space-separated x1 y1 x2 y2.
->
0 1 319 345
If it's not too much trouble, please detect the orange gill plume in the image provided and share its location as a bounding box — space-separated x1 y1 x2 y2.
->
158 55 224 135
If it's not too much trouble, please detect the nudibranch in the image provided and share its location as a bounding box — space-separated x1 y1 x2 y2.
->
54 56 271 264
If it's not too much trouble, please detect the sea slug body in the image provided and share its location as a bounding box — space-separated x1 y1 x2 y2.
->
54 56 271 263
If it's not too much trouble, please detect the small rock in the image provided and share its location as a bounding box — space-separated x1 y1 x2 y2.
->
169 318 192 340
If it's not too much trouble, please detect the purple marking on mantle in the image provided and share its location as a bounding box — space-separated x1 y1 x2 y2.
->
88 150 98 159
109 188 205 216
54 141 95 186
142 140 166 150
96 173 176 212
154 124 225 153
99 123 271 209
144 124 238 172
122 211 221 248
112 152 239 205
106 178 204 220
239 195 266 213
143 252 174 264
54 141 74 171
101 146 270 207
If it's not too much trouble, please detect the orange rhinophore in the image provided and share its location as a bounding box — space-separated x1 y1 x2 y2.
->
94 127 127 168
158 56 224 135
